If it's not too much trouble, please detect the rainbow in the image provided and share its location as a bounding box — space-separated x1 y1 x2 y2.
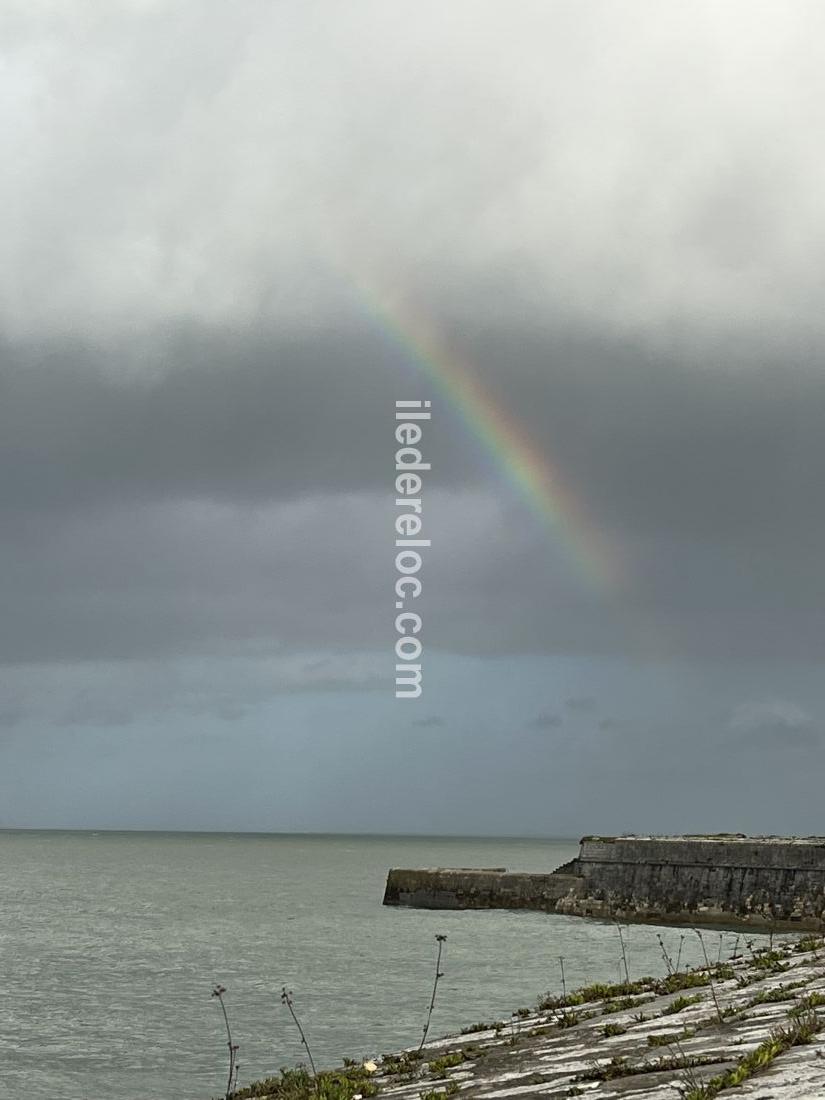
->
332 263 625 592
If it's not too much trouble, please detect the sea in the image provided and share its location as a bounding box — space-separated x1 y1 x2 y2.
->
0 830 774 1100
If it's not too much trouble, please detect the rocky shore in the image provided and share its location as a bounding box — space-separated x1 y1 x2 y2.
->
235 935 825 1099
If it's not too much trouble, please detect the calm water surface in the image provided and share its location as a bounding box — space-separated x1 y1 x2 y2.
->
0 831 769 1099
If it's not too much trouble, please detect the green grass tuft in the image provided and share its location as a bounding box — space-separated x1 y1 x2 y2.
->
427 1052 466 1076
662 994 704 1016
679 1012 822 1100
601 1022 627 1037
236 1064 380 1100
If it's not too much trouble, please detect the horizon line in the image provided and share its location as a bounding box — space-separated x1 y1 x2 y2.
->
0 825 579 841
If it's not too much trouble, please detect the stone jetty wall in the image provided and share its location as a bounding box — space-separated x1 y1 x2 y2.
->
383 834 825 931
382 867 583 910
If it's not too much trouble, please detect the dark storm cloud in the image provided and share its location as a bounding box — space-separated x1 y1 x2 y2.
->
4 320 825 668
5 326 825 542
0 330 418 515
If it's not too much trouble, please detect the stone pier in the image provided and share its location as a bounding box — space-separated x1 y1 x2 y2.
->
383 834 825 931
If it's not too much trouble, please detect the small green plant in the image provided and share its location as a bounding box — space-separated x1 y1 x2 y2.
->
745 981 807 1007
459 1021 494 1034
579 1055 627 1081
427 1052 465 1075
662 994 703 1016
602 1022 627 1037
748 949 782 966
382 1051 423 1077
420 1081 459 1099
601 995 653 1014
648 1028 693 1047
679 1012 821 1099
556 1008 586 1029
657 971 711 994
736 955 792 988
758 959 791 977
795 935 824 954
788 991 825 1017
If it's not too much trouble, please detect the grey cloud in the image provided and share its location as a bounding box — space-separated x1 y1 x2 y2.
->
598 718 628 732
413 716 445 728
739 728 821 751
56 696 136 729
729 700 814 733
0 650 385 730
565 697 597 713
5 3 825 342
728 700 821 748
0 486 505 664
529 712 563 730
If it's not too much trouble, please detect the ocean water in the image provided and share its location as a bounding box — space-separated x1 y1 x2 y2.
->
0 830 771 1100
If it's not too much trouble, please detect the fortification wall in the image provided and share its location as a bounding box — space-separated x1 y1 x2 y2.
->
560 835 825 930
383 836 825 931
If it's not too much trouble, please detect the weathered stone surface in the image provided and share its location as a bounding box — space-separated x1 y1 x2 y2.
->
384 836 825 932
367 939 825 1099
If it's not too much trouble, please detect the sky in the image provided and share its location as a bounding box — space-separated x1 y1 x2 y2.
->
1 0 824 835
